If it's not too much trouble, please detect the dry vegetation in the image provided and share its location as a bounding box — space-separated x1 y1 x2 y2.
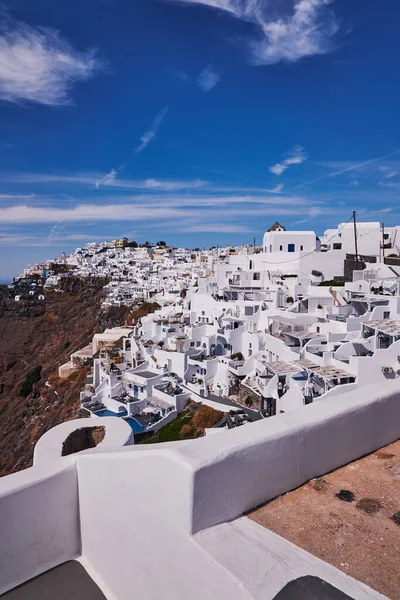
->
144 402 225 444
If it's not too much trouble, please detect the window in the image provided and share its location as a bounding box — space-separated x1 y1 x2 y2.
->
300 245 303 251
249 260 253 270
270 245 272 253
333 243 342 250
384 233 389 240
253 272 260 280
384 311 390 319
280 245 283 251
288 244 295 252
190 341 194 347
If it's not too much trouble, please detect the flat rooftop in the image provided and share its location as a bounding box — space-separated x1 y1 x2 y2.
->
132 370 159 379
364 319 400 336
248 439 400 600
309 365 353 381
266 361 301 375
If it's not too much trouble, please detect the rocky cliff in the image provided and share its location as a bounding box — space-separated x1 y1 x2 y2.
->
0 278 131 477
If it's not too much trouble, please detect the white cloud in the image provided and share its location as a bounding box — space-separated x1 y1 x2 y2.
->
134 106 169 155
298 148 400 188
96 168 117 189
0 17 103 105
95 108 169 188
0 203 188 223
143 178 207 190
196 66 220 91
384 170 398 179
271 183 284 193
350 179 359 186
176 223 254 233
0 193 35 200
269 163 287 176
269 145 307 176
0 231 110 246
168 0 340 65
379 181 400 189
0 194 322 224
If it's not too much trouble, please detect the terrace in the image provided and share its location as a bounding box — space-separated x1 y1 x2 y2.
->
248 439 400 600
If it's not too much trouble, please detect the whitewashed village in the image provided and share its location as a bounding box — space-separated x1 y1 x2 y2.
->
19 219 400 440
3 218 400 600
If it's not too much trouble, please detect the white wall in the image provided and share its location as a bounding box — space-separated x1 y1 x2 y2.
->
154 347 186 377
0 462 80 594
180 380 400 533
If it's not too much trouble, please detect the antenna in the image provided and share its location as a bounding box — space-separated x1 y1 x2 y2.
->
353 211 359 270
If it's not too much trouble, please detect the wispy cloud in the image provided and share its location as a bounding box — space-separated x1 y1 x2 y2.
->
196 66 220 91
167 0 340 65
0 194 323 223
379 166 399 179
95 168 117 189
269 145 307 176
96 107 169 187
134 106 169 155
297 148 400 188
0 193 35 200
174 66 221 92
0 231 109 246
379 181 400 189
0 16 103 106
176 223 254 233
142 178 206 190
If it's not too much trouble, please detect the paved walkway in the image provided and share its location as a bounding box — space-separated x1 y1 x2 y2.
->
206 394 263 421
3 561 106 600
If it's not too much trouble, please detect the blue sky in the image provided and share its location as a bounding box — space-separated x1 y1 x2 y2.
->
0 0 400 279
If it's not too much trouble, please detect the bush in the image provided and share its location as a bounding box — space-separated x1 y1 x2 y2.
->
286 296 294 304
244 396 254 407
63 341 71 349
193 405 224 430
180 424 193 437
230 352 244 361
18 365 42 397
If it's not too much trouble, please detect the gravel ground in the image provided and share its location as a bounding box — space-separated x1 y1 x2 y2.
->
248 439 400 600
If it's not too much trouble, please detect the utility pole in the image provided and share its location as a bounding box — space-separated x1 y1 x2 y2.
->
253 237 256 253
353 210 359 270
382 222 385 264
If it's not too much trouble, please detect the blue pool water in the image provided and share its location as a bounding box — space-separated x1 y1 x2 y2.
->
125 417 146 433
94 409 127 417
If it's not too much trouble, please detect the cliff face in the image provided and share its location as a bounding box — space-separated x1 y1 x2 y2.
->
0 278 131 477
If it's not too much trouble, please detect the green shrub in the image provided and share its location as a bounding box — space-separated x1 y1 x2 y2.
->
18 365 42 397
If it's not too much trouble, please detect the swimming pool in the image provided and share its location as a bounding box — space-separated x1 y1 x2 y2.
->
94 409 127 417
124 417 146 433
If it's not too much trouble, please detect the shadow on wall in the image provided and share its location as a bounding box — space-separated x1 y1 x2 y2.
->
61 427 105 457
